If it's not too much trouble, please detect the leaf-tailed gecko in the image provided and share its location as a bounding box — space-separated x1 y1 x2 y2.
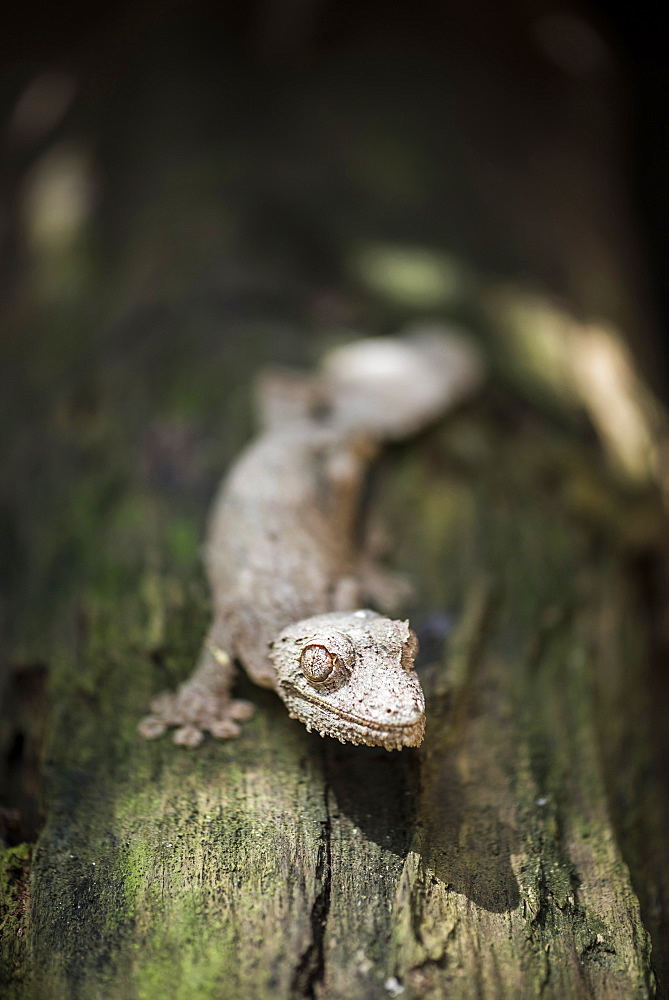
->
139 327 483 750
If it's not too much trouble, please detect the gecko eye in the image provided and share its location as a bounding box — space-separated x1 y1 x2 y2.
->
301 645 335 684
299 634 354 690
401 629 419 671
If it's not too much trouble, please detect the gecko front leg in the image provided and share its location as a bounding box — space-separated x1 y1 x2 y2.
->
138 621 255 747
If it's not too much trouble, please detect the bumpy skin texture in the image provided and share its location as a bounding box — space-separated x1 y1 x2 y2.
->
138 329 482 749
273 610 425 749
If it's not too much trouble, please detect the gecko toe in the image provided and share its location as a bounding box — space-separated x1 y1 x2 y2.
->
137 715 168 740
229 699 255 721
173 724 205 748
208 718 241 739
149 692 176 716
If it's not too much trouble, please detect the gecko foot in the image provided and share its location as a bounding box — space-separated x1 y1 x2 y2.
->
138 651 254 747
138 681 255 747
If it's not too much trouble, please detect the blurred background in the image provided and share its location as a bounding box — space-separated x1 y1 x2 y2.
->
2 0 669 368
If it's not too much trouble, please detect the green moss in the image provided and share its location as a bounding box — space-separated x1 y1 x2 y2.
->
0 844 33 999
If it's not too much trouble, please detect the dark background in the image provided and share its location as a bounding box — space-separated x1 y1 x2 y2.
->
2 0 668 390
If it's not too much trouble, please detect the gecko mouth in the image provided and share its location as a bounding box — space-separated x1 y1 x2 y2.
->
277 681 425 750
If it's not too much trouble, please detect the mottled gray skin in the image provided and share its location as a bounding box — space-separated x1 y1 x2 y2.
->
139 329 482 750
205 422 372 690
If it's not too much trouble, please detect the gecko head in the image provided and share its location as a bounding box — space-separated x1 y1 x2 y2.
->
270 609 425 750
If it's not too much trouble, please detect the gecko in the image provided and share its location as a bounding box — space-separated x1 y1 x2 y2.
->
138 327 483 751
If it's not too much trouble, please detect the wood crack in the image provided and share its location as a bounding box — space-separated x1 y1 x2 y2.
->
291 759 332 999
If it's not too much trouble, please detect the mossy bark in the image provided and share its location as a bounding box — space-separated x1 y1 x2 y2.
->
3 386 667 999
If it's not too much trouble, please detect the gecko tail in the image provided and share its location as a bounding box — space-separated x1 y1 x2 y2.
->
322 323 484 441
253 368 331 431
